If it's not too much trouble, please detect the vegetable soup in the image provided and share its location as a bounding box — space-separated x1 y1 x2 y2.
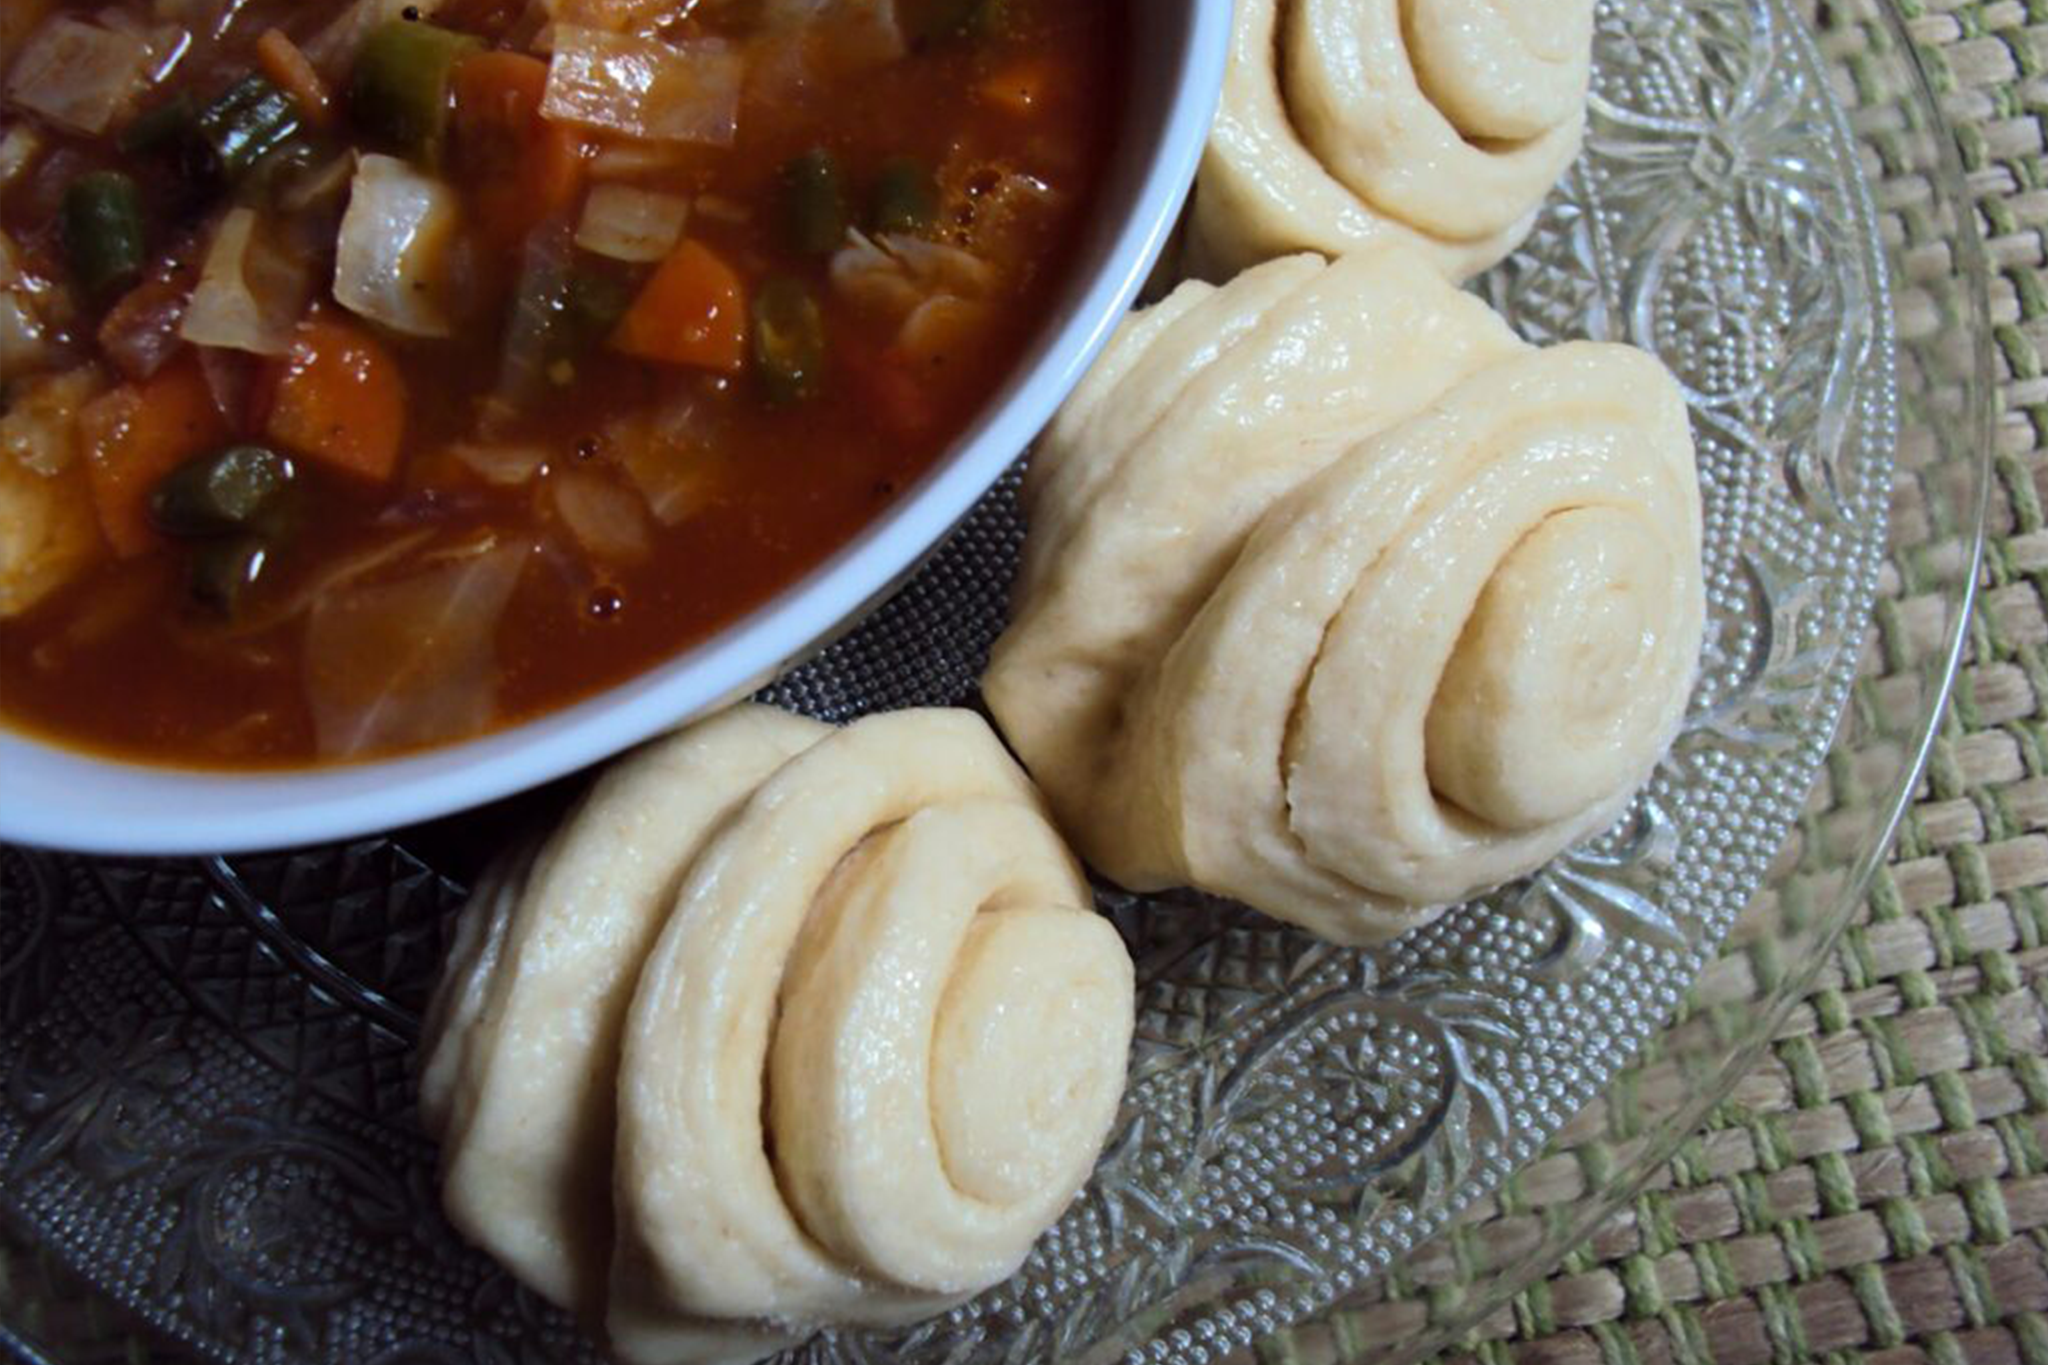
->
0 0 1122 765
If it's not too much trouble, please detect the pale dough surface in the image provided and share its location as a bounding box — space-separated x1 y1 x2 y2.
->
1187 0 1593 280
420 703 1133 1365
1128 343 1703 940
986 249 1524 928
987 250 1704 944
610 708 1130 1353
417 706 827 1313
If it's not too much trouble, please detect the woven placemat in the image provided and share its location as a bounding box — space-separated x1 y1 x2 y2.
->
5 3 2044 1364
1250 3 2048 1361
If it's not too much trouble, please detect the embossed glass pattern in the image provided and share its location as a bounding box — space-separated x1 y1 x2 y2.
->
0 0 1990 1362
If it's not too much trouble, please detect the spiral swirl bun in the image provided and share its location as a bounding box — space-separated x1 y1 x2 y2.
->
985 250 1703 945
419 706 1133 1365
1188 0 1594 281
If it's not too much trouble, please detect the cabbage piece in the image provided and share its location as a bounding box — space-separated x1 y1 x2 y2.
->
303 542 529 758
181 208 312 356
333 154 462 338
574 183 688 263
608 396 726 525
551 468 651 563
189 528 432 642
5 17 151 135
452 443 548 487
541 28 743 145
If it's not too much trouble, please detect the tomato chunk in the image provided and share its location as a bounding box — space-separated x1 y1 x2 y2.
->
453 51 585 253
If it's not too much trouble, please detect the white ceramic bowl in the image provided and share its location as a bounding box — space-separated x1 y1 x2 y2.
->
0 3 1230 855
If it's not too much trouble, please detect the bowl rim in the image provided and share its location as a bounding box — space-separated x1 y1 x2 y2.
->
0 0 1234 856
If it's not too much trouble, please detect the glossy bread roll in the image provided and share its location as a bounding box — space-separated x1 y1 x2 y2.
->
420 705 1134 1365
985 250 1704 945
1187 0 1594 280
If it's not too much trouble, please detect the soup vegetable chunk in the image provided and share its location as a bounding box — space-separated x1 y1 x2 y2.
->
0 0 1121 765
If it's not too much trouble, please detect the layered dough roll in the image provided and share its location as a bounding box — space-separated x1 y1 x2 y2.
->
1188 0 1594 281
418 704 822 1315
420 705 1133 1365
984 249 1704 945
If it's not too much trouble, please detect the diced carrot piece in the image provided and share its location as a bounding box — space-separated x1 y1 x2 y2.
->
453 51 586 252
80 353 230 557
978 58 1054 116
609 239 748 373
256 28 335 127
267 312 407 481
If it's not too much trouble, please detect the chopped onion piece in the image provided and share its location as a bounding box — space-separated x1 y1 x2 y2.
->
0 231 51 380
0 124 42 189
333 154 462 338
574 183 687 263
180 208 312 356
6 17 151 135
0 295 45 377
586 137 694 180
98 268 192 380
541 28 742 146
280 150 357 214
452 442 548 486
304 542 529 758
551 467 651 562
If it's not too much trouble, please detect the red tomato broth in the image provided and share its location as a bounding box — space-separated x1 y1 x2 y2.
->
0 0 1126 766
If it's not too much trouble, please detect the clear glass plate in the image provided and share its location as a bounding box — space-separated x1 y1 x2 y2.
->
0 0 1990 1361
